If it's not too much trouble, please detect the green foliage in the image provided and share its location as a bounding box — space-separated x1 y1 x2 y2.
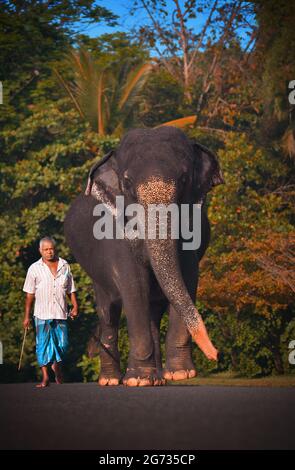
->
1 0 294 384
253 0 295 155
195 131 294 376
0 0 117 131
76 32 149 65
0 95 119 383
77 355 101 383
139 68 183 127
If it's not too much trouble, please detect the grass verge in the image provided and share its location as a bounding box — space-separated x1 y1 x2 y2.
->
168 371 295 387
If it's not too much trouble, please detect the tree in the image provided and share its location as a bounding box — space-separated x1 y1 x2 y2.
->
138 67 184 127
196 132 294 375
55 48 153 135
56 44 198 136
0 0 120 381
252 0 295 157
0 95 121 382
1 0 294 382
0 0 117 128
131 0 256 107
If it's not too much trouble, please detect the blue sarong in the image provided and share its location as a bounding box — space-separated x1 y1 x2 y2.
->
35 318 69 367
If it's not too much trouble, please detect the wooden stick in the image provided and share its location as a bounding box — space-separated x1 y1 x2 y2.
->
18 328 28 371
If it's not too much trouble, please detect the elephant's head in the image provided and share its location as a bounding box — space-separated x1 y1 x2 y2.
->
85 127 224 358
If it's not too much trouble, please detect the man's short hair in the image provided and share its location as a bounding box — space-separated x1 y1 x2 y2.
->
39 237 56 249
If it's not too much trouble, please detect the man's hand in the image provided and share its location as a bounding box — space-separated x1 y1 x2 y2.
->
69 307 78 320
68 291 78 320
24 293 34 330
23 318 30 329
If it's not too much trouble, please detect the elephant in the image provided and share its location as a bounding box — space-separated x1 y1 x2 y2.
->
64 126 224 386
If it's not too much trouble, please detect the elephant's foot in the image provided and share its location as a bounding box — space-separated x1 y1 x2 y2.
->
123 367 166 387
163 368 197 381
98 376 121 386
98 370 122 386
164 345 197 381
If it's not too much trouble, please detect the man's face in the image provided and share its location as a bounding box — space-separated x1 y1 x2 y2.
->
39 242 56 261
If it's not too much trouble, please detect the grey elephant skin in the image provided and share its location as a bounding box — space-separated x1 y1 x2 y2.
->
64 126 224 386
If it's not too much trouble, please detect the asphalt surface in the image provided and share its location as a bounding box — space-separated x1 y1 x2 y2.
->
0 383 294 450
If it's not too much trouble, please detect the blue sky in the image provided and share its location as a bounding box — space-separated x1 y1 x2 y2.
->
75 1 253 51
77 0 207 38
77 1 146 37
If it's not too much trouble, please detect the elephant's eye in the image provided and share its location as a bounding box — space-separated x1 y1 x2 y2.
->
123 172 133 190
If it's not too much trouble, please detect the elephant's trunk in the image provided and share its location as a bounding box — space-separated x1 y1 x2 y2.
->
137 177 218 361
148 237 201 333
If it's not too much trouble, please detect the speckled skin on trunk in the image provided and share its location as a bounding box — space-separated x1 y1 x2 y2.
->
64 127 224 386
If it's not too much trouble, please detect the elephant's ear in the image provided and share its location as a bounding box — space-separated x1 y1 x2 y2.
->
191 141 225 201
85 150 120 198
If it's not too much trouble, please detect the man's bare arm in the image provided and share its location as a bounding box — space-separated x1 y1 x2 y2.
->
67 292 78 318
23 293 35 329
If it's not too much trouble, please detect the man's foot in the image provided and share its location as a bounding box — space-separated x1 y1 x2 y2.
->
191 317 218 361
36 380 50 388
51 363 63 384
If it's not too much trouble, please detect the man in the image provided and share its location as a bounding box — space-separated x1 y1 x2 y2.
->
23 237 78 388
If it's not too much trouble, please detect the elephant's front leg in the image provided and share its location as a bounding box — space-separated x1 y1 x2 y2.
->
164 252 199 381
120 268 160 387
163 304 197 381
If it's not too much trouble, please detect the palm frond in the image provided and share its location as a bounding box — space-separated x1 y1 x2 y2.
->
118 63 152 111
69 48 105 133
54 68 85 119
56 48 152 136
97 71 105 135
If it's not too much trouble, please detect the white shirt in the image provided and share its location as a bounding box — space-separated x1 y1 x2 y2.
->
23 257 77 320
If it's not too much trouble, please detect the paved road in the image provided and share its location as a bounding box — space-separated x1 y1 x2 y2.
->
0 383 294 450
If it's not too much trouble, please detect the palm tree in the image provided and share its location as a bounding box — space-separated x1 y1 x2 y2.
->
55 48 153 136
56 47 197 136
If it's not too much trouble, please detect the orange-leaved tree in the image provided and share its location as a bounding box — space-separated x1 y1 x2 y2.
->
197 132 294 375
